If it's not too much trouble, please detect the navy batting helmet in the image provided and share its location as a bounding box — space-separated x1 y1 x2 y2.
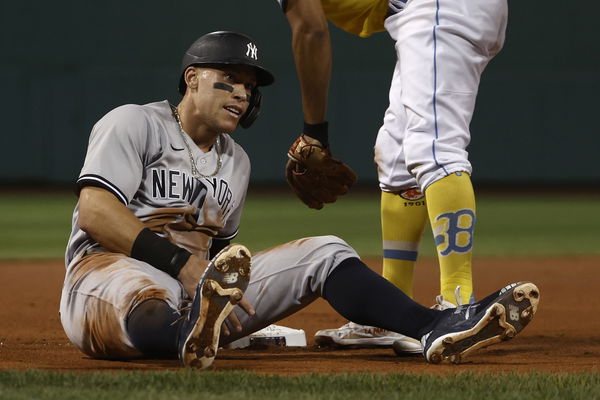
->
178 31 275 95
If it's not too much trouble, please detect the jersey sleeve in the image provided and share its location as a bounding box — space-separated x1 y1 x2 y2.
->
77 105 153 204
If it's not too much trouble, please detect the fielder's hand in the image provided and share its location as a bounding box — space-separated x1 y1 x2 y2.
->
285 135 357 210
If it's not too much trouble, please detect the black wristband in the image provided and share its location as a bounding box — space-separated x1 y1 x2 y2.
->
131 228 192 278
303 121 329 148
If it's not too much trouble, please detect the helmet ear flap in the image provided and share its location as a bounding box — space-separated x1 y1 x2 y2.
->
239 88 262 129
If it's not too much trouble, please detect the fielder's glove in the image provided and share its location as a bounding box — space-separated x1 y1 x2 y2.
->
285 135 357 210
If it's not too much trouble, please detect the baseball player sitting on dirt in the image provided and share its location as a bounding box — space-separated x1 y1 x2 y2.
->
59 31 540 369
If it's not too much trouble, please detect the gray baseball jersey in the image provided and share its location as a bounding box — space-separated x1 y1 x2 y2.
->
60 100 358 359
66 100 249 265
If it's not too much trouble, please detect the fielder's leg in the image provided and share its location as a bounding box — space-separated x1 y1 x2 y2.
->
381 190 428 298
375 55 428 299
425 172 475 305
385 0 508 305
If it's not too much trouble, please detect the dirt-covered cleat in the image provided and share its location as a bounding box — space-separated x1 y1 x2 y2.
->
178 244 251 368
422 282 540 364
315 322 422 353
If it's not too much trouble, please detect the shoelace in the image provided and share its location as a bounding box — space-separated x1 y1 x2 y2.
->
170 300 193 326
431 286 464 310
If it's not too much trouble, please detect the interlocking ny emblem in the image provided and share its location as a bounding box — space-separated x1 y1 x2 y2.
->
433 209 475 256
246 42 258 60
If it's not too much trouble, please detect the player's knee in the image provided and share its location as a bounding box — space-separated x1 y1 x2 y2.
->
415 164 472 190
305 235 359 259
309 234 348 248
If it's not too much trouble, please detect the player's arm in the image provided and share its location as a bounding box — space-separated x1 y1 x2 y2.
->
77 186 254 324
78 186 198 296
285 0 331 134
78 186 145 255
283 0 357 209
77 105 195 292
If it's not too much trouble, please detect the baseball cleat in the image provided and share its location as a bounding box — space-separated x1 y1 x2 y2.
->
315 322 422 353
178 244 251 368
391 336 423 355
422 282 540 364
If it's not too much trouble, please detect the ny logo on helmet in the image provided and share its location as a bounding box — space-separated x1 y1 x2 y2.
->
246 42 258 60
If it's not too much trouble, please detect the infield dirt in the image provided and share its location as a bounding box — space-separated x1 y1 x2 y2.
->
1 257 598 375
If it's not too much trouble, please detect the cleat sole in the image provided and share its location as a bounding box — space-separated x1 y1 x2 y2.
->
180 244 251 369
426 282 540 364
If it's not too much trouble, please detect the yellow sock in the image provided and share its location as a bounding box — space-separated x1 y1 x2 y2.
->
381 189 428 298
425 172 475 305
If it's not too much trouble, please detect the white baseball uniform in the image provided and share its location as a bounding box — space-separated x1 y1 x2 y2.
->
375 0 508 191
276 0 508 191
60 100 358 358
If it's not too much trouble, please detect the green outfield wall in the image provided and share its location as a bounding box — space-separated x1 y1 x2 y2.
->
0 1 597 186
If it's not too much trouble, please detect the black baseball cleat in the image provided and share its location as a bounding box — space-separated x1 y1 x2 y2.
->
178 244 251 368
421 282 540 364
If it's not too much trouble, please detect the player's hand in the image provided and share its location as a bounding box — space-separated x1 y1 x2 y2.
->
221 296 255 336
177 254 209 298
285 135 357 209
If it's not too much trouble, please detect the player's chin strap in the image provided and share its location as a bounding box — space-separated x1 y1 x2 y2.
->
240 88 262 129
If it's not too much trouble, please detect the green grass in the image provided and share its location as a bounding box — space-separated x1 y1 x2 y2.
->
237 191 600 257
473 195 600 256
1 370 599 400
0 193 76 259
0 191 599 259
1 193 599 394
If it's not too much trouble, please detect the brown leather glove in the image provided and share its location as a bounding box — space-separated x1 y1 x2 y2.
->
285 135 357 210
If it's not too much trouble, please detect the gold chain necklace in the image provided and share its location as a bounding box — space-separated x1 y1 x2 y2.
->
171 105 223 179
